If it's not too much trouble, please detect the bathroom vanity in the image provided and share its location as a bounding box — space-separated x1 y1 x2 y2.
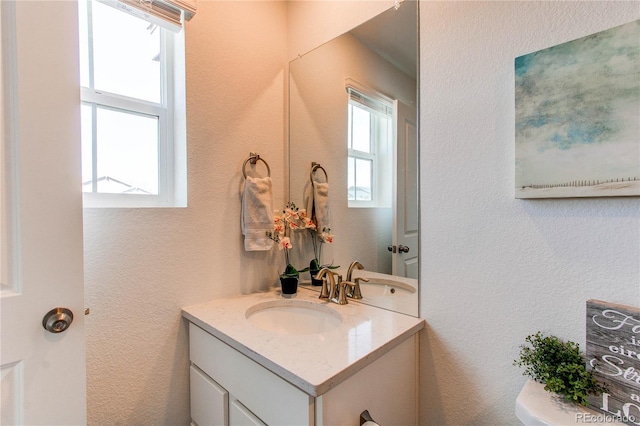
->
182 288 424 425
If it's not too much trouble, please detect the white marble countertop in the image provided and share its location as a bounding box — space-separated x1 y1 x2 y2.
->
182 287 425 396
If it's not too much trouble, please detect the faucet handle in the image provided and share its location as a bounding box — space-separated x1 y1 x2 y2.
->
343 280 356 298
350 277 369 299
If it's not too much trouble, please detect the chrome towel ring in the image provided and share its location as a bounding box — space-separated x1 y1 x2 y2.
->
243 152 271 179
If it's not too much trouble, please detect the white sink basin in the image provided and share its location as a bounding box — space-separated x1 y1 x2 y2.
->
359 278 416 297
245 300 342 335
354 277 419 317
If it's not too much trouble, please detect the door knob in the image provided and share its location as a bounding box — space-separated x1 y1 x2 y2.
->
42 308 73 333
387 245 396 253
398 245 410 253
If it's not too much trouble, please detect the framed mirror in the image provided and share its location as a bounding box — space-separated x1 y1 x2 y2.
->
288 1 419 316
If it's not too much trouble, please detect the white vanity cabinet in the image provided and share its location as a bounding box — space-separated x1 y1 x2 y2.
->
183 289 424 426
188 322 419 426
189 323 310 425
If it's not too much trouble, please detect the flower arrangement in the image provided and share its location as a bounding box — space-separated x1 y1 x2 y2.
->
301 214 337 285
266 202 311 278
266 202 337 290
309 226 333 262
307 225 335 274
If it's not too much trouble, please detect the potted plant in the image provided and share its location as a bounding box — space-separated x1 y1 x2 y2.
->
267 202 306 296
305 223 336 286
514 331 607 406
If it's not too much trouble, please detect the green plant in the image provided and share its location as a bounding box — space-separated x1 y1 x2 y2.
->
514 332 607 406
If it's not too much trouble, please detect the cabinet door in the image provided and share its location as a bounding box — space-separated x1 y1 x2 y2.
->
190 365 228 426
229 398 266 426
189 324 312 425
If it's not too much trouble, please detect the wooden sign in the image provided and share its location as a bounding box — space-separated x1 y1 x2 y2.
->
586 300 640 425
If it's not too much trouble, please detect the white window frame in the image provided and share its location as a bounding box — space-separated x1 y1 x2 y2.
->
80 0 186 208
347 83 393 209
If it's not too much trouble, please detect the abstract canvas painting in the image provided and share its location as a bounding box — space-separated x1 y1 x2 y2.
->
515 20 640 198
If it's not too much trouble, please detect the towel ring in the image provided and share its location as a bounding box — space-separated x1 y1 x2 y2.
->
310 162 328 183
243 153 271 179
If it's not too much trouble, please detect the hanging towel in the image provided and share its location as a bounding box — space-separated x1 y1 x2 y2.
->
304 182 314 221
241 176 274 251
312 181 330 231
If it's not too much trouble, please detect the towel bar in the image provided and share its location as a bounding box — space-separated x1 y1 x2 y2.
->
243 153 271 179
310 162 328 183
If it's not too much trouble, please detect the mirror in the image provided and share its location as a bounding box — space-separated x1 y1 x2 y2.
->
288 1 419 316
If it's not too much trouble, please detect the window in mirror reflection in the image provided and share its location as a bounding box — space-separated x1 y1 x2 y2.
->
347 90 392 208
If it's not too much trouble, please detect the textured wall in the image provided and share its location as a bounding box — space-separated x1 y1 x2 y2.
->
81 1 640 425
419 2 640 425
83 2 287 424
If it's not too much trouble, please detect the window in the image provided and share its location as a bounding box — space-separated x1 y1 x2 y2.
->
347 86 393 208
78 0 188 207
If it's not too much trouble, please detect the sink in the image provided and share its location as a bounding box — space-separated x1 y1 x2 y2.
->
245 300 342 335
354 278 419 317
358 278 416 297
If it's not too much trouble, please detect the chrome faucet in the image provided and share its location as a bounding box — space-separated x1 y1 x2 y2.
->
345 261 368 299
314 268 348 304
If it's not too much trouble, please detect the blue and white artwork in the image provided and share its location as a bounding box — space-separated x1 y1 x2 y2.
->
515 21 640 198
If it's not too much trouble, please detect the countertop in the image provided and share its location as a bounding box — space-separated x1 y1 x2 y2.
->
182 287 425 396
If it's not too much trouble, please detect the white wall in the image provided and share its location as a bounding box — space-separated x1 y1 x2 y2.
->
287 0 393 60
419 2 640 425
80 1 640 424
83 2 287 423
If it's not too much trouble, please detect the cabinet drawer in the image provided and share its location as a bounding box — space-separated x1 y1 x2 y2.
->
189 323 312 426
190 365 228 426
229 398 266 426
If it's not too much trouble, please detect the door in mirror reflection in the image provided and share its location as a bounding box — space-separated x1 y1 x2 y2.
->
393 100 418 279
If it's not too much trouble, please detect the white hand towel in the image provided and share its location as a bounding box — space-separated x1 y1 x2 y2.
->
312 182 330 231
304 181 314 220
241 176 274 251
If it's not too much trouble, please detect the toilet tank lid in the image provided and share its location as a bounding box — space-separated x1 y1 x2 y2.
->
515 380 625 426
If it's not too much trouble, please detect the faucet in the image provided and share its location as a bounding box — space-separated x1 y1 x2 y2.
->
314 268 335 299
346 260 364 281
345 261 369 299
314 268 348 304
313 267 333 299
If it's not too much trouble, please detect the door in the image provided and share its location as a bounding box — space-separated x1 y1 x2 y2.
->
392 100 418 278
1 2 86 424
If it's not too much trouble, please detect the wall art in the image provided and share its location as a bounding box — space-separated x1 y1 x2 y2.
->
515 21 640 198
586 300 640 425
